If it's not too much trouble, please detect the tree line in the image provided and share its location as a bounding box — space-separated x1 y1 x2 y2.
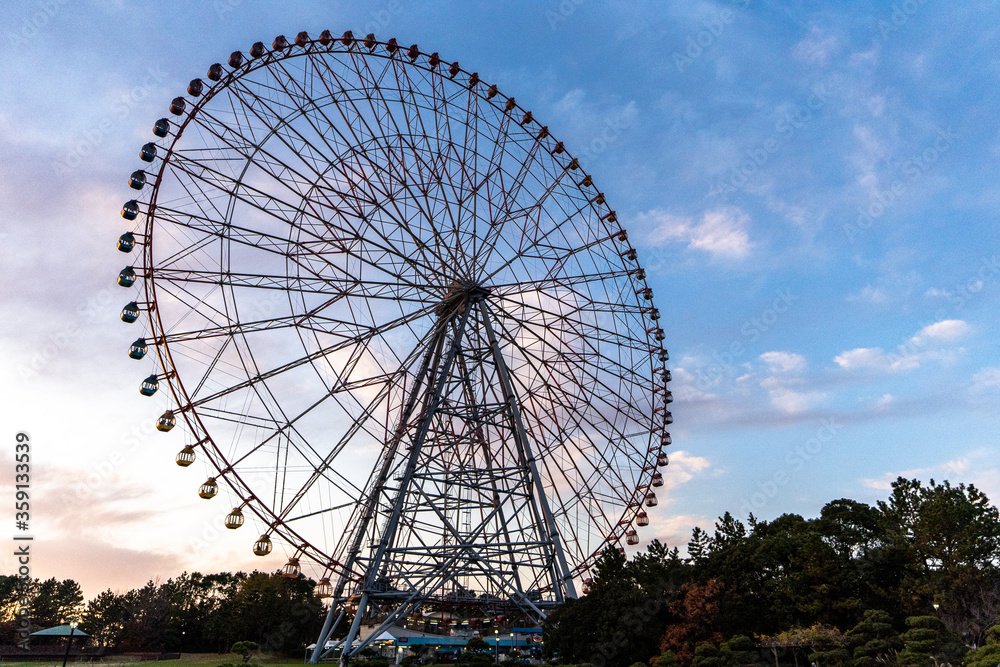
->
543 477 1000 667
4 477 999 666
0 570 324 654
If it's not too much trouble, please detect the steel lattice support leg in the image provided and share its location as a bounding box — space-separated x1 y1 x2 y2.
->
337 304 474 665
478 300 578 602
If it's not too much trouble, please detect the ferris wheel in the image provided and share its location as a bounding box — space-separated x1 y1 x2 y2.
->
115 30 672 662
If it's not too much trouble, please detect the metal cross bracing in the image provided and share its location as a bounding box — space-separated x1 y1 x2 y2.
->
115 30 673 667
311 289 578 661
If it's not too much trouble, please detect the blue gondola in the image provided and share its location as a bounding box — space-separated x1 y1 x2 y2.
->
121 301 140 323
140 374 159 396
118 266 136 287
118 231 136 252
129 170 146 190
122 200 139 220
140 142 157 162
129 338 147 360
153 118 170 137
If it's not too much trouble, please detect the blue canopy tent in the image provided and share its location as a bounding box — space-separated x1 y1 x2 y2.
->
30 625 88 667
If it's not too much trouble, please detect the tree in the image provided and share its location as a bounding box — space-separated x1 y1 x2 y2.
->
652 649 681 667
461 637 493 667
963 624 1000 667
224 571 324 653
545 544 683 667
879 478 1000 639
897 615 964 667
81 589 128 648
659 579 726 667
465 637 490 653
691 644 723 667
848 609 901 667
231 640 260 663
720 635 758 667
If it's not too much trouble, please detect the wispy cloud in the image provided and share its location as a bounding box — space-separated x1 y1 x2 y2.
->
792 26 839 66
760 351 806 374
640 206 753 259
971 367 1000 392
861 450 1000 506
834 319 971 372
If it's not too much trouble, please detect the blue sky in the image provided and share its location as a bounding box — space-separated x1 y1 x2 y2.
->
1 0 998 597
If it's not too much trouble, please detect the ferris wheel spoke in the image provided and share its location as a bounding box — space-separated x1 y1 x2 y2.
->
491 292 651 357
199 80 454 290
479 190 608 288
487 301 648 443
183 302 436 410
162 152 453 290
152 267 431 304
489 269 635 296
385 59 472 278
305 52 470 283
252 372 403 526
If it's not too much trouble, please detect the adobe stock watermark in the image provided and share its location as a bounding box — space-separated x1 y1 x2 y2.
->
877 0 928 41
18 288 114 382
5 0 70 48
709 82 834 198
52 66 169 178
844 127 958 242
58 419 160 506
673 0 751 74
14 431 33 650
692 289 799 391
938 253 1000 312
739 418 843 517
575 103 637 166
544 0 586 30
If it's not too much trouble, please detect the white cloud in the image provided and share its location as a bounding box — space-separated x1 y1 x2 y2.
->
873 393 893 410
640 206 753 259
792 27 839 66
861 452 1000 506
850 124 891 199
766 387 817 414
848 285 889 304
924 287 950 298
834 320 971 372
834 347 892 371
912 319 970 343
971 367 1000 392
662 450 711 488
760 351 806 374
758 349 822 413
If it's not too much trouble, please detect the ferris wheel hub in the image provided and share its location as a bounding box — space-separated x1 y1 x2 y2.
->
434 280 491 317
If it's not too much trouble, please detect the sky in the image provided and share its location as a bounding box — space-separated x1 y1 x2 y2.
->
0 0 998 600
